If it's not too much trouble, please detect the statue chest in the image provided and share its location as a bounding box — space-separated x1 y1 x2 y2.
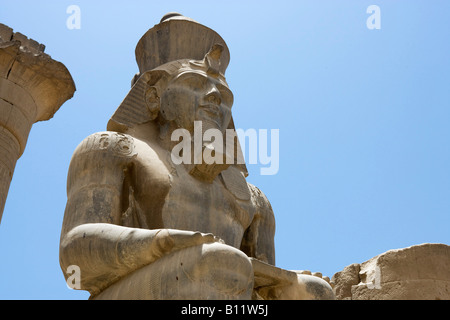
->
128 145 255 248
161 165 255 247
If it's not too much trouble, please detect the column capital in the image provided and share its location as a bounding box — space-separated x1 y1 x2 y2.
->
0 23 75 122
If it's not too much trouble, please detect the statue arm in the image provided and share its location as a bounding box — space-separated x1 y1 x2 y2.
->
59 132 216 295
240 184 276 265
61 224 216 295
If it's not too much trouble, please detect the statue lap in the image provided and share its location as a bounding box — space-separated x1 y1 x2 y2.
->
92 242 254 300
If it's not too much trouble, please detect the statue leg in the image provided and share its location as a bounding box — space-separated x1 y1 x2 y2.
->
251 259 335 300
91 242 254 300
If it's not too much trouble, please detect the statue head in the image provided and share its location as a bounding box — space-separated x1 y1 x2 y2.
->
107 13 247 178
108 13 232 133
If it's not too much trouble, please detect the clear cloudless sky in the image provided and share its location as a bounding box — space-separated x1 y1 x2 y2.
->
0 1 449 299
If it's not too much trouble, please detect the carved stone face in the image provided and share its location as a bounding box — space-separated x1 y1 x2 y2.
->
159 68 234 135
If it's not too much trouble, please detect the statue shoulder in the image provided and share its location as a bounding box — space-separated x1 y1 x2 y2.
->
72 131 138 160
67 131 139 192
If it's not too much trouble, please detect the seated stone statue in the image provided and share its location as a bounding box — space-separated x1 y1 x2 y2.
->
59 13 335 300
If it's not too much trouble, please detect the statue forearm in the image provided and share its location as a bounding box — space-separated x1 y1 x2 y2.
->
60 223 219 294
60 223 166 293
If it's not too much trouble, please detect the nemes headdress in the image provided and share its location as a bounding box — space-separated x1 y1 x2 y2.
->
107 13 247 176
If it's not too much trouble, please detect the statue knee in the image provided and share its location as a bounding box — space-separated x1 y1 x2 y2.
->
272 273 335 300
188 242 254 298
295 274 335 300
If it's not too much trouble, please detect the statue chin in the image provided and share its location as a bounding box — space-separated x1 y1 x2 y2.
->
189 162 230 183
188 143 233 183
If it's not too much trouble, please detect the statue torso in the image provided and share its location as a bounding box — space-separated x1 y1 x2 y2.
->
126 137 255 248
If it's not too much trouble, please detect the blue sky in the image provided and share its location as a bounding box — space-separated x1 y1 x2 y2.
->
0 1 449 299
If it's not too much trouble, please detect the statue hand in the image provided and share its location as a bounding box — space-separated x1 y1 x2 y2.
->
151 229 223 257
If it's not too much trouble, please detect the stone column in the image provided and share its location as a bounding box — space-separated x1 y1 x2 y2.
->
0 24 75 222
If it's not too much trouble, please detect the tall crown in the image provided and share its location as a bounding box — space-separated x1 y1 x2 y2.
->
135 13 230 75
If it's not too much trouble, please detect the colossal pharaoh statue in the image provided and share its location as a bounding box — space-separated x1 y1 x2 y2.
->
59 13 335 300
